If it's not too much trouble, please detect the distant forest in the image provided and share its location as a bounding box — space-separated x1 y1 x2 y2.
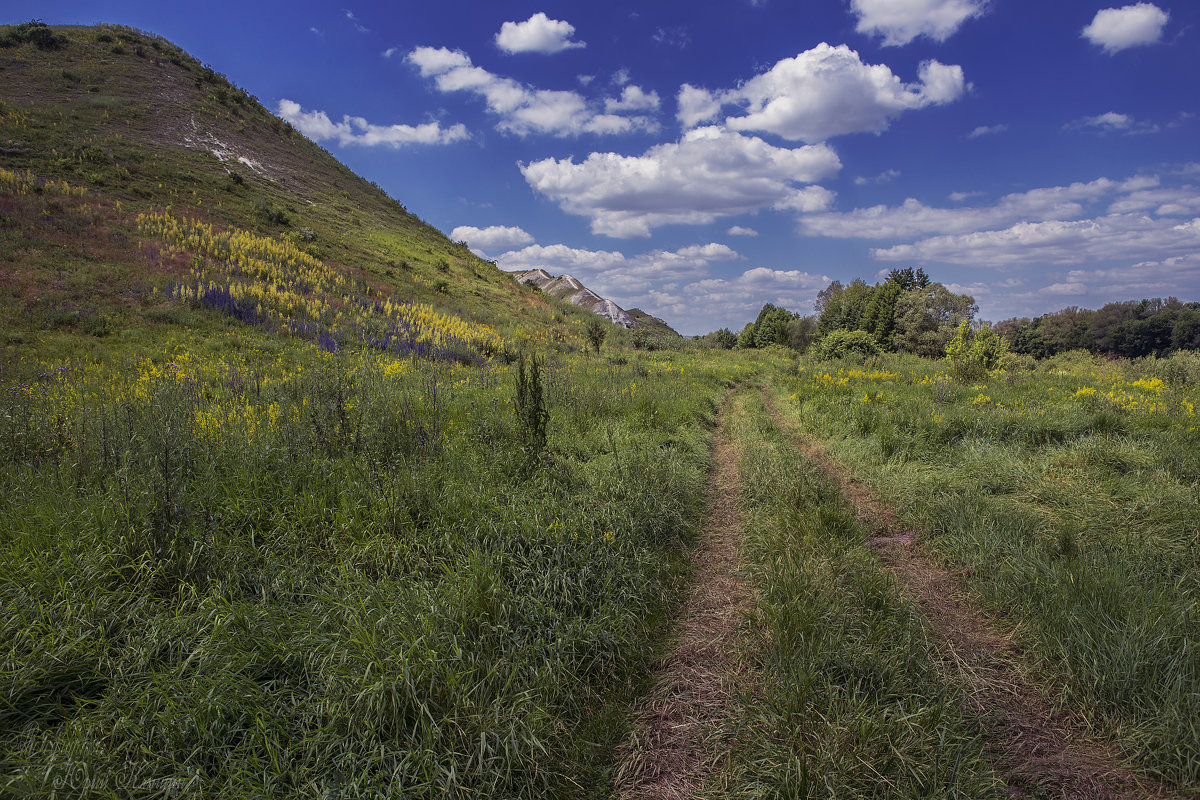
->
709 267 1200 360
996 298 1200 359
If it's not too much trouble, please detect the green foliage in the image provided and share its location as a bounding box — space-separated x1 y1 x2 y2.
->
893 283 977 357
815 270 974 358
815 278 874 336
585 318 607 354
945 321 1006 382
513 352 549 460
752 303 797 348
252 199 290 227
0 20 68 50
733 303 804 350
1000 298 1200 360
786 315 817 352
705 327 737 349
817 328 880 360
735 322 756 349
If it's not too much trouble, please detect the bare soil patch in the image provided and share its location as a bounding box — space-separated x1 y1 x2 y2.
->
763 390 1184 800
613 402 751 800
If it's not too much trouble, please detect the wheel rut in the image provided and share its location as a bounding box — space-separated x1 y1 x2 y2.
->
613 396 750 800
763 388 1185 800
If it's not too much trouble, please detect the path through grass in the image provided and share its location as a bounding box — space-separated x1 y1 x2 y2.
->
763 384 1187 799
614 389 752 799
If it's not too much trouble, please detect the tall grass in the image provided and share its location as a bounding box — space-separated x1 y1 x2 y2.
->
722 390 1001 799
774 350 1200 791
0 345 744 797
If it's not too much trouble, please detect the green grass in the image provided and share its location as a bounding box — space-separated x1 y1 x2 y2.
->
771 350 1200 791
0 342 752 797
720 388 1002 799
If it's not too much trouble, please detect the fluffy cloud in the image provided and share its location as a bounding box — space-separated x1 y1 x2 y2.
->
872 214 1200 267
851 0 987 46
276 99 468 147
801 176 1158 239
727 225 759 236
684 44 966 143
520 125 841 237
1108 187 1200 216
449 225 535 254
495 12 585 54
407 46 655 136
605 85 661 113
1082 3 1169 53
676 84 722 127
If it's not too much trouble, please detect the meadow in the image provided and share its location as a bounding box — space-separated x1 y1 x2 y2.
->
7 21 1198 797
0 334 753 797
769 349 1200 792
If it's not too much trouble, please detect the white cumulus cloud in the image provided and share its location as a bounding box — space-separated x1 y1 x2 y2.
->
605 85 661 113
851 0 987 46
872 214 1200 267
676 84 722 127
1083 3 1169 53
727 225 759 236
802 176 1158 239
407 46 655 136
684 44 967 143
520 125 841 237
276 99 468 147
495 12 585 54
449 225 535 254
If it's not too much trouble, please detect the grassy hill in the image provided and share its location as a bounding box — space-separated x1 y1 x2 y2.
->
0 21 593 365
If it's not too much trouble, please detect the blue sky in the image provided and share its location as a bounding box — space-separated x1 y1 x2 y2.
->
15 0 1200 334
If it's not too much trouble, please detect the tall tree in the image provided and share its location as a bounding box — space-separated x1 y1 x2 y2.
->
893 284 977 357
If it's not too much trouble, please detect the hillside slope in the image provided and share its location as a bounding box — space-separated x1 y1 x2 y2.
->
0 21 586 360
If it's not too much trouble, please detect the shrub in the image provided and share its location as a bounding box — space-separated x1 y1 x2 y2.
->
706 328 737 349
585 318 607 354
252 199 289 227
0 20 67 50
514 353 549 461
818 329 881 360
945 321 1007 382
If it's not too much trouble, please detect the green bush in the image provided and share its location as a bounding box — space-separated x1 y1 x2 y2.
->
818 329 880 360
0 21 67 50
945 321 1006 382
585 318 607 354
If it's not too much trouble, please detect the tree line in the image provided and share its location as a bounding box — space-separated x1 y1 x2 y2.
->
996 298 1200 360
706 268 979 359
707 268 1199 362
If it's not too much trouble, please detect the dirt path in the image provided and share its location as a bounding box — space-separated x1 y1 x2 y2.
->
613 399 750 800
762 389 1184 800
